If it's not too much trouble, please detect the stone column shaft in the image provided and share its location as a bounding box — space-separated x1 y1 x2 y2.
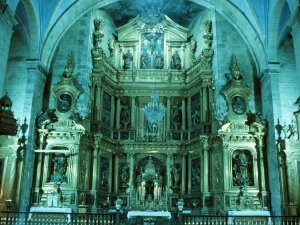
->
114 154 119 193
181 98 186 130
129 154 134 187
131 96 136 128
203 148 209 192
187 97 191 129
181 155 186 194
0 2 17 93
111 95 115 129
166 97 171 130
91 147 98 190
42 154 50 185
166 154 171 193
288 8 300 87
116 96 121 129
96 85 102 120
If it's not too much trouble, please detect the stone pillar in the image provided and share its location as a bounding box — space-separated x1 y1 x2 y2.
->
128 153 134 188
114 154 119 193
91 84 96 119
187 154 192 194
109 152 113 193
181 98 186 130
96 84 102 120
131 96 136 129
91 143 99 210
116 96 121 129
259 63 282 215
133 45 137 69
91 146 99 190
166 97 171 130
181 154 186 194
181 44 186 69
203 144 209 192
223 145 230 191
0 1 17 93
166 154 171 193
72 145 80 188
19 61 47 211
42 153 50 185
35 131 47 189
288 7 300 86
111 95 115 129
187 96 191 129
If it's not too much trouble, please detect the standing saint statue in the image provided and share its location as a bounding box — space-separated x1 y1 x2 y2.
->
153 173 163 201
140 50 149 69
155 50 163 69
123 50 133 69
172 50 181 69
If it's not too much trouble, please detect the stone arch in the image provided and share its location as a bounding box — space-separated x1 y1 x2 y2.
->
268 0 292 62
192 0 266 74
19 0 39 59
40 0 119 70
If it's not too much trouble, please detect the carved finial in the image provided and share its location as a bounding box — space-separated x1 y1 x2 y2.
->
232 55 241 80
204 20 212 33
63 53 73 77
94 19 104 31
294 97 300 110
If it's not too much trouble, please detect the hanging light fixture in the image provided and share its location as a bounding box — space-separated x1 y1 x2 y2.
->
144 91 165 125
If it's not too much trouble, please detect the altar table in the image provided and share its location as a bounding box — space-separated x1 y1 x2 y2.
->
28 207 72 223
227 211 271 225
127 211 171 220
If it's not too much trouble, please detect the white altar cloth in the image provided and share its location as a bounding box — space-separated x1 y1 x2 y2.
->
127 211 171 220
28 207 72 223
227 211 271 225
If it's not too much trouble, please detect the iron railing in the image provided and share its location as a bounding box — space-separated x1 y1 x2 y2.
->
1 211 300 225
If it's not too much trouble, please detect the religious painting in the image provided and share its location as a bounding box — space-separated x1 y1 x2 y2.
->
191 158 201 190
232 95 246 115
57 93 72 113
140 33 164 69
102 91 111 126
232 150 253 186
191 93 200 127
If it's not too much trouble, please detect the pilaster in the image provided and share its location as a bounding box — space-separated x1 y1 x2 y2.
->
288 7 300 87
0 0 17 94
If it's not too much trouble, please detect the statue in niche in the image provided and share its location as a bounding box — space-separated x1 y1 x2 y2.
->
122 50 133 69
191 162 200 189
50 154 68 183
119 162 129 186
155 50 164 69
171 164 181 187
140 50 149 69
99 158 109 188
171 51 181 69
191 110 200 127
120 102 130 128
153 173 163 200
57 94 71 113
172 103 182 124
233 152 252 186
